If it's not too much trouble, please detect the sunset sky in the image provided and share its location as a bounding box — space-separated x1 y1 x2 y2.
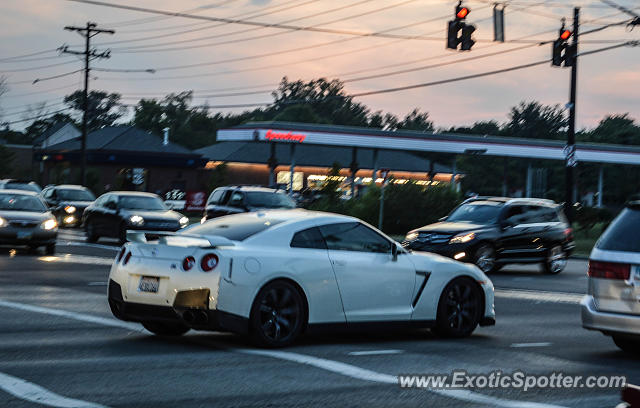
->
2 0 639 131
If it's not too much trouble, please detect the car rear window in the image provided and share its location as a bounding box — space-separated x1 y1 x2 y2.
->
596 207 640 253
5 183 40 193
182 215 285 241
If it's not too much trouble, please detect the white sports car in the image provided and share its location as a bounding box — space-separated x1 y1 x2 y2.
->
108 210 495 347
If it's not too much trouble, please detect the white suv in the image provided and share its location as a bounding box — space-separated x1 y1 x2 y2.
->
581 200 640 353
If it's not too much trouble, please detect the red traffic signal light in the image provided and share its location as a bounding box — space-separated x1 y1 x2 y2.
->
560 29 571 40
456 7 469 19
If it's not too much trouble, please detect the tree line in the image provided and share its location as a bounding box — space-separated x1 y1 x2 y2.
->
1 77 639 205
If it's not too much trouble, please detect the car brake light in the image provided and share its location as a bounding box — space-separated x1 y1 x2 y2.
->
201 254 219 272
123 252 132 266
117 247 126 262
588 260 630 280
183 256 196 271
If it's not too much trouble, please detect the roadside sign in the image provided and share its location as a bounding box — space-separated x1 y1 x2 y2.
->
185 191 207 212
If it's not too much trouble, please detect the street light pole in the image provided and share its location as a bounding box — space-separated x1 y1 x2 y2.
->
565 7 579 223
61 22 114 186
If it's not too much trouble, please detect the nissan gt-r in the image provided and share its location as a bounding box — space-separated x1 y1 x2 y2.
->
108 210 495 347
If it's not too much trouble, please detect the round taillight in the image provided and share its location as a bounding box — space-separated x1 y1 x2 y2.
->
117 247 126 262
182 256 196 271
123 252 132 265
201 254 219 272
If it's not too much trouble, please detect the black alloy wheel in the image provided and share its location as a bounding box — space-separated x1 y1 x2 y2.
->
435 277 482 338
474 244 498 274
250 280 305 347
543 245 567 274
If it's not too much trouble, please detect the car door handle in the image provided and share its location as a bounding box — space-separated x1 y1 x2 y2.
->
332 260 346 267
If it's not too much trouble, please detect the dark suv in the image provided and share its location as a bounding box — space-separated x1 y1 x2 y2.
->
202 186 296 222
403 197 575 274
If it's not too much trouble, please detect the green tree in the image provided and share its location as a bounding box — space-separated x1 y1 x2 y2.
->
395 109 434 132
581 114 640 145
24 112 76 144
134 92 264 149
268 77 370 126
64 90 126 131
506 101 566 140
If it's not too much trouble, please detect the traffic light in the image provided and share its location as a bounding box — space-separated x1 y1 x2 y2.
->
447 1 476 51
447 20 460 49
551 26 573 67
460 24 476 51
456 4 469 20
552 39 565 66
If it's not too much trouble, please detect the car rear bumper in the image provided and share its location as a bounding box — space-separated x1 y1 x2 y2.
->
108 280 248 334
581 295 640 336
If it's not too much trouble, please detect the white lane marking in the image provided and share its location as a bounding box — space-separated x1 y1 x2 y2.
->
0 300 142 332
59 242 119 251
495 289 583 304
511 342 553 348
0 299 568 408
37 254 114 266
240 349 566 408
87 282 108 286
0 371 108 408
348 350 404 356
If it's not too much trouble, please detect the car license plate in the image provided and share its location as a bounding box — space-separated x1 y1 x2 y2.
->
17 231 32 239
138 276 160 293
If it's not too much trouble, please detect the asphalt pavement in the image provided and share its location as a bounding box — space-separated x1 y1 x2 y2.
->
0 230 637 408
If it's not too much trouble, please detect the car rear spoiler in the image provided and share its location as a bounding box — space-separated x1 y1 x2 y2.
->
126 230 235 248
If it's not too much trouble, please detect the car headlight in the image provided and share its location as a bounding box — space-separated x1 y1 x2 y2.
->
0 217 6 228
129 215 144 226
405 231 419 241
64 205 76 214
41 219 57 230
449 232 475 244
179 216 189 228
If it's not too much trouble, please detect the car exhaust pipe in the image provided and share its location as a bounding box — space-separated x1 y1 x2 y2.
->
196 310 209 324
182 310 195 323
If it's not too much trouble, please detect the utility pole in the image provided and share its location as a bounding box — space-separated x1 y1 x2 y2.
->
565 8 579 224
60 22 114 186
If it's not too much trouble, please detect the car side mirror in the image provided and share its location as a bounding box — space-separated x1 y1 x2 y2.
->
165 202 174 210
391 243 398 262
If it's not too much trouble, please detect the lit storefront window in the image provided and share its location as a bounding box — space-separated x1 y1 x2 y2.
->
277 171 304 191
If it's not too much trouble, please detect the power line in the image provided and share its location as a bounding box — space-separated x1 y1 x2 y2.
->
350 42 634 98
0 59 79 73
0 108 73 125
94 0 366 48
343 43 540 84
102 0 240 28
109 0 419 53
32 69 84 84
114 0 315 34
1 101 68 117
64 0 469 42
0 49 59 62
5 82 79 98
